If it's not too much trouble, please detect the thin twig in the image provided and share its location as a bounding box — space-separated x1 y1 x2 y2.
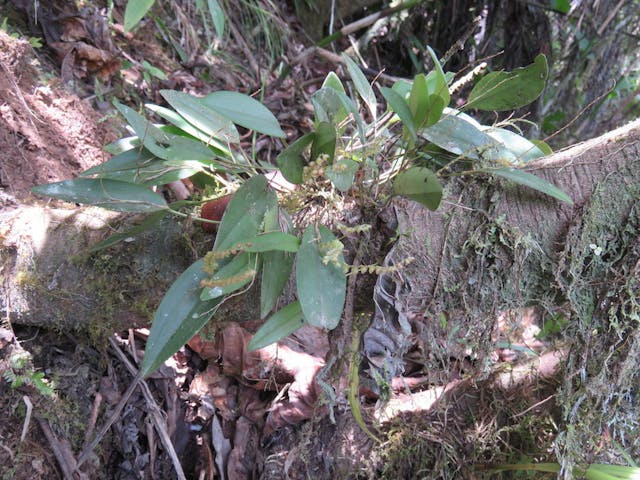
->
542 83 615 144
108 336 187 480
37 416 87 480
82 392 103 449
76 349 143 468
317 0 423 48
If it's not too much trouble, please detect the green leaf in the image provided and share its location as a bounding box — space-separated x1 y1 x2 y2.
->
141 60 168 80
297 224 346 329
124 0 155 32
310 122 336 163
114 102 218 161
201 91 285 138
380 86 417 142
408 73 429 128
94 161 202 186
243 232 300 252
426 46 450 107
140 259 221 377
200 252 258 300
260 208 294 318
145 104 231 156
531 139 553 156
326 157 359 192
392 167 442 210
322 71 346 94
207 0 225 38
467 54 548 111
249 301 306 351
424 93 446 127
104 136 140 155
276 133 314 184
88 210 169 253
159 90 239 143
31 178 168 212
341 53 377 120
549 0 570 14
391 79 412 99
214 175 277 252
312 87 349 126
421 113 516 162
483 127 546 163
482 167 573 204
310 88 366 141
82 147 157 176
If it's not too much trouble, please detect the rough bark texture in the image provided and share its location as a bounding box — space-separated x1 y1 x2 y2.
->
365 119 640 380
363 119 640 477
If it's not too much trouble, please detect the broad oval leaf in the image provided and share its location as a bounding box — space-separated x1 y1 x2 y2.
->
424 93 446 127
124 0 155 32
380 86 417 142
201 91 285 138
550 0 570 13
531 139 553 156
322 71 346 94
248 301 306 351
261 208 294 318
31 178 168 212
482 127 546 163
243 232 300 253
481 167 573 204
467 54 548 111
276 133 315 184
140 259 221 377
312 87 349 127
207 0 225 38
311 88 366 141
342 53 377 120
426 46 450 107
409 73 430 128
115 102 218 161
421 113 516 162
145 104 231 156
159 90 239 143
310 122 336 163
214 175 277 252
81 147 157 177
393 167 443 211
296 224 346 330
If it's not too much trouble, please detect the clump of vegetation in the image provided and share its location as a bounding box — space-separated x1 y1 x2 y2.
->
2 350 53 396
32 45 568 378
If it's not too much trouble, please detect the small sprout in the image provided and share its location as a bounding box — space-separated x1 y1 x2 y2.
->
589 243 603 256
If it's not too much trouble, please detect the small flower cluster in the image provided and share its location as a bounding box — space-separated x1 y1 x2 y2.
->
348 256 415 276
319 238 346 270
303 154 329 182
200 268 256 289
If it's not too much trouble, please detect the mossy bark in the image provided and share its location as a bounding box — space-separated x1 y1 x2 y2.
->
1 206 205 335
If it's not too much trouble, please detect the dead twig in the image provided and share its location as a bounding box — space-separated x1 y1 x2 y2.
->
20 395 32 443
108 336 187 480
82 392 102 449
37 416 88 480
